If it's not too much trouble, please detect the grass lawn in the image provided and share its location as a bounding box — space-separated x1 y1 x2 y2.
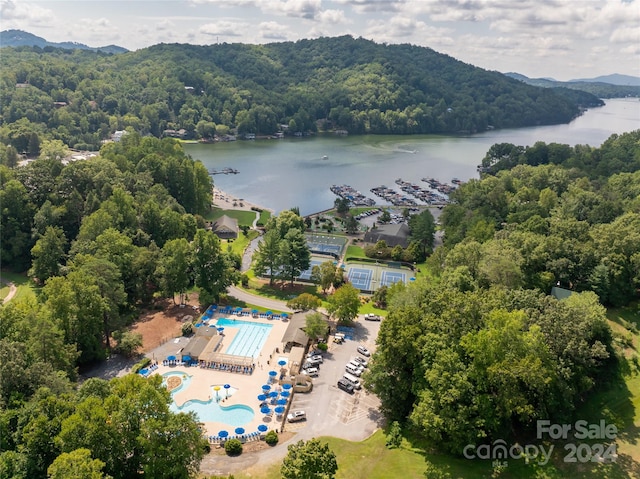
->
221 230 259 257
0 270 38 303
245 278 320 302
205 208 258 227
345 244 368 259
233 429 551 479
258 209 271 226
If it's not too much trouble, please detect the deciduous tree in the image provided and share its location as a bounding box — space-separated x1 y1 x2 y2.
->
281 439 338 479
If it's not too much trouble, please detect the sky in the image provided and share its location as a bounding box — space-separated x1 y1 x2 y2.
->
1 0 639 81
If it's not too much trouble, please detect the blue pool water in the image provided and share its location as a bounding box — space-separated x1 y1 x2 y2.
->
163 373 255 425
170 398 255 426
216 318 272 358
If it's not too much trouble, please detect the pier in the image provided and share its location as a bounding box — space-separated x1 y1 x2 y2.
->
209 168 239 175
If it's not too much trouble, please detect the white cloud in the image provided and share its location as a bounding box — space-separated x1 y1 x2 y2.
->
334 0 405 13
317 8 351 24
610 25 640 43
200 20 250 37
271 0 322 19
156 19 175 31
1 0 55 26
259 21 289 40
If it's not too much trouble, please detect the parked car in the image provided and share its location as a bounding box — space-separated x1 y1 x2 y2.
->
308 354 324 364
357 345 371 357
307 349 323 357
303 361 319 370
306 357 323 367
287 410 307 422
364 313 381 321
333 333 345 343
345 364 362 377
337 379 355 394
352 356 368 367
302 367 319 377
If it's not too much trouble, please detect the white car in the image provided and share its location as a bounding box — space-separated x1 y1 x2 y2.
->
287 410 306 422
364 313 381 321
302 367 319 377
308 354 324 364
357 345 371 357
352 356 368 368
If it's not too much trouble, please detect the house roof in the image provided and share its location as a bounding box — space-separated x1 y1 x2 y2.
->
551 286 573 300
364 223 411 247
212 215 239 233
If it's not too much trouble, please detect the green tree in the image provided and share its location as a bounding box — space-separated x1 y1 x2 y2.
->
47 448 110 479
281 439 338 479
278 228 311 286
253 229 282 286
111 331 143 358
157 238 192 304
192 229 236 304
334 197 350 215
409 209 436 258
380 209 391 223
305 312 328 341
29 226 67 284
344 214 358 234
39 139 70 161
311 261 340 294
287 293 322 311
327 284 360 322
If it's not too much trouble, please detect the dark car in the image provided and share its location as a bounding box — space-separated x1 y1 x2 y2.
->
337 379 355 394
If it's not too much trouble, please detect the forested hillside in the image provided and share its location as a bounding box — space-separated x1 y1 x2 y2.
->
0 36 601 155
366 131 640 468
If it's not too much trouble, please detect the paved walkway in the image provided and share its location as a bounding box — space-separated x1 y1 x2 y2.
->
227 285 293 313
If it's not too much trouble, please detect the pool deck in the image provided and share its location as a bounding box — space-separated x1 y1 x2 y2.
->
150 312 294 437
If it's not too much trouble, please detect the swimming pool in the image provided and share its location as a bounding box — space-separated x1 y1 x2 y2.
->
162 371 192 394
170 398 255 425
163 373 255 425
216 318 272 358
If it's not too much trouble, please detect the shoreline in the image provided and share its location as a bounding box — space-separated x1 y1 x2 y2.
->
212 187 274 214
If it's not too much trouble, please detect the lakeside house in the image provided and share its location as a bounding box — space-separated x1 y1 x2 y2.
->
364 223 411 248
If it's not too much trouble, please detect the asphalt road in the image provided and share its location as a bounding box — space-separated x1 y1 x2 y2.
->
227 285 293 313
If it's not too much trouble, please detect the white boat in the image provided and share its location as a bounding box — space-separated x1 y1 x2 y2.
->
321 155 328 160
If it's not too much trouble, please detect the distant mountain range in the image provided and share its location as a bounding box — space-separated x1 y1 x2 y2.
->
0 29 128 54
505 72 640 98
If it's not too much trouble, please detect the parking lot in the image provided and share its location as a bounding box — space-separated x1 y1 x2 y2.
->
282 316 384 441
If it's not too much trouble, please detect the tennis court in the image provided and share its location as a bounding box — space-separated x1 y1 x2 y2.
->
345 261 411 292
305 234 347 258
380 271 406 287
347 267 373 290
298 259 324 281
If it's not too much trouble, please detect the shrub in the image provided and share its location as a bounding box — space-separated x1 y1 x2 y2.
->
317 342 328 352
386 421 402 449
240 274 249 287
224 438 243 455
181 322 194 336
265 430 279 445
132 357 151 374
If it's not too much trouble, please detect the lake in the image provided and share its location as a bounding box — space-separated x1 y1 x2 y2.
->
185 98 640 216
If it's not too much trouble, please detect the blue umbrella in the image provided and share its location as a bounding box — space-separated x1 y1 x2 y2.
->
269 391 278 398
410 277 416 281
252 309 259 314
235 427 245 435
268 370 277 377
257 394 267 401
280 390 290 398
261 406 271 414
217 327 224 333
182 355 192 362
218 430 229 438
262 384 271 391
274 406 285 414
195 323 202 327
278 359 287 366
258 424 268 432
277 398 287 405
266 310 273 315
167 355 176 361
282 383 292 390
139 368 149 375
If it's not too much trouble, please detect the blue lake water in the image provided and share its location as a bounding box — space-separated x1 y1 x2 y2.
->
185 98 640 216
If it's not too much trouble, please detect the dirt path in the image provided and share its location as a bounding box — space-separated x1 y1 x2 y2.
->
1 281 17 304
